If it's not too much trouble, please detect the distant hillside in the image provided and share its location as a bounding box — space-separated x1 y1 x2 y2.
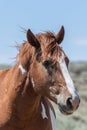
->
69 62 87 94
69 62 87 75
0 64 11 70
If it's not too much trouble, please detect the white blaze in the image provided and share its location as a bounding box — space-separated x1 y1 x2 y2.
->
59 53 78 99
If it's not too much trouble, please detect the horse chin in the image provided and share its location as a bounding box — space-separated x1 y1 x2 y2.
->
49 96 73 115
47 93 73 115
58 104 73 115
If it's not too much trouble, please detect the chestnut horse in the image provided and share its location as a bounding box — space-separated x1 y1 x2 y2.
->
0 26 80 130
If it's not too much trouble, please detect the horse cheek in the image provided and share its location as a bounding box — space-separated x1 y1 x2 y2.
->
31 64 49 93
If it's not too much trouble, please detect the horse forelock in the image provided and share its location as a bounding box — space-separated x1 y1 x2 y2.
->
36 32 63 62
47 42 61 59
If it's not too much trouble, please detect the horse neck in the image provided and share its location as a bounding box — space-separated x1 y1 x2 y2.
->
9 64 42 120
13 86 42 120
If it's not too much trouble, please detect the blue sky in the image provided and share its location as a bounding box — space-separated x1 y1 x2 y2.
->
0 0 87 64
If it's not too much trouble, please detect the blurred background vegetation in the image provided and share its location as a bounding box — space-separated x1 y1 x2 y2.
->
0 62 87 130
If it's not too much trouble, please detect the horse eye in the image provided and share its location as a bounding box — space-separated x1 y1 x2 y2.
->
43 60 52 68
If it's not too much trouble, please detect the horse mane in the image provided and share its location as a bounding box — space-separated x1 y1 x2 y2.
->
15 42 34 71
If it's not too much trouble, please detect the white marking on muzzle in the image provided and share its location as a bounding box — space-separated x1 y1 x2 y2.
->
59 53 78 99
19 64 26 74
41 103 48 119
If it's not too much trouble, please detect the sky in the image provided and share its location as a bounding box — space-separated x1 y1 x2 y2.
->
0 0 87 64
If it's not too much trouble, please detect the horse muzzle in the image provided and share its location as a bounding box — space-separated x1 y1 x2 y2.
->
57 95 80 115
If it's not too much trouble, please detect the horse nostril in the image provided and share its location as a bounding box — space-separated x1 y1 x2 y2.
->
66 96 80 110
66 97 72 109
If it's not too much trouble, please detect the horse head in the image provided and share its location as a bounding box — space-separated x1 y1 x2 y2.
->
26 26 80 115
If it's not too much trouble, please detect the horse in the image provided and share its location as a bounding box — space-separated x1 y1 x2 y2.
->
0 26 80 130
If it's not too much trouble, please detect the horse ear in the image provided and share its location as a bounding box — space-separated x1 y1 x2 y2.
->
56 26 65 44
27 29 40 48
